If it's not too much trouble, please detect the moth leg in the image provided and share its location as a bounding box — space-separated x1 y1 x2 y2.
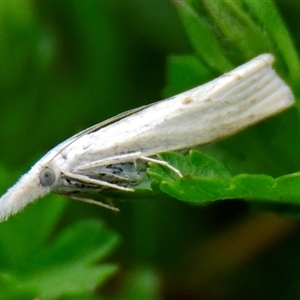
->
63 171 135 192
138 156 183 177
74 152 142 172
69 195 120 212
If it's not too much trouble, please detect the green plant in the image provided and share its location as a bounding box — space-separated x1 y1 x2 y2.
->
1 1 300 299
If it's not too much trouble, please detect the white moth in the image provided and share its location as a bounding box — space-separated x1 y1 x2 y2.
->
0 54 294 221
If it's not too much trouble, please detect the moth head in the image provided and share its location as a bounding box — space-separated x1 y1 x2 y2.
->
0 164 57 222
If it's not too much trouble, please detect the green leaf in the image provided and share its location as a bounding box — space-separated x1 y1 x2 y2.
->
148 151 300 207
173 0 233 72
201 0 274 58
0 218 119 299
243 0 300 86
0 195 67 270
18 220 119 299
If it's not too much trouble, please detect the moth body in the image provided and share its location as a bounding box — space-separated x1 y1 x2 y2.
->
0 54 295 221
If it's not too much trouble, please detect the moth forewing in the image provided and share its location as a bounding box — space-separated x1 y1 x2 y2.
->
0 53 295 222
59 54 293 169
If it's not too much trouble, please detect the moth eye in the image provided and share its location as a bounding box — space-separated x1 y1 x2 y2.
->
39 167 56 187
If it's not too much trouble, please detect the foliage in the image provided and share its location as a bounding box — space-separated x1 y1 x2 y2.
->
1 1 300 299
149 151 300 209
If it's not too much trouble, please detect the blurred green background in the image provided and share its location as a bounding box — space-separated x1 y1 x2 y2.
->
1 1 300 299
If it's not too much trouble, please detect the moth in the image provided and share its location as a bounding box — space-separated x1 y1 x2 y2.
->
0 54 294 221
